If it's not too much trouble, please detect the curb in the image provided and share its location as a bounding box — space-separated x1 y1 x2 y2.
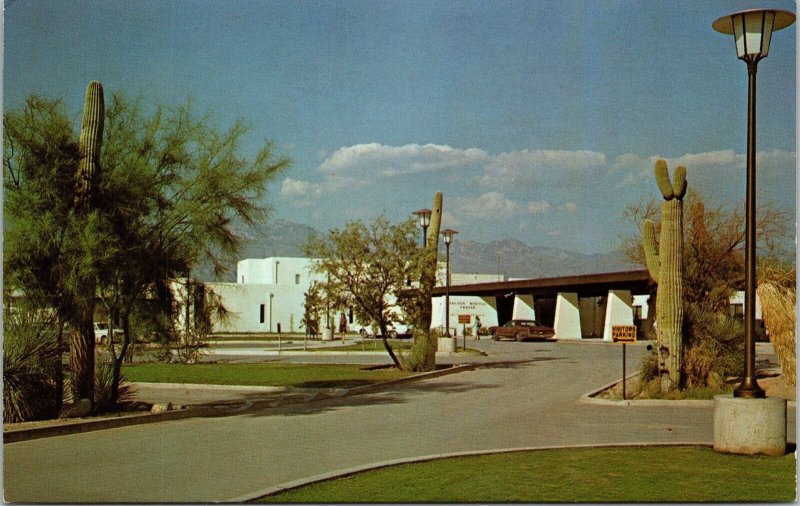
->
3 364 477 443
578 374 797 408
230 441 714 502
3 405 224 444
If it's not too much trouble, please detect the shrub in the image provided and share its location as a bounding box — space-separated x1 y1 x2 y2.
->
682 306 744 388
757 280 796 385
94 357 135 412
3 309 62 423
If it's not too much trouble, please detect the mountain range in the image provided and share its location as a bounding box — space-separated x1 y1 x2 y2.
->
200 219 638 282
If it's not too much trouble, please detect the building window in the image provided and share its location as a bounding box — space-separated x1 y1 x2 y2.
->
295 274 301 285
260 304 265 324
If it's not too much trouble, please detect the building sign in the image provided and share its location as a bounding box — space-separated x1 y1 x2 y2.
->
458 314 471 324
612 325 637 343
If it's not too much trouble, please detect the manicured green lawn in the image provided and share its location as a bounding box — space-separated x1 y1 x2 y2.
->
311 340 412 352
259 446 796 503
123 363 412 388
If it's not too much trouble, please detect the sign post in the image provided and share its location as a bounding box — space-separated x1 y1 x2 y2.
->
612 325 637 400
458 315 471 352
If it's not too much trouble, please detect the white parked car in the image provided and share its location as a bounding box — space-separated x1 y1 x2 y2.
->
94 322 123 344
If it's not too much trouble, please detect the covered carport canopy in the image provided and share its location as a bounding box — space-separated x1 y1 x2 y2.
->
432 269 652 298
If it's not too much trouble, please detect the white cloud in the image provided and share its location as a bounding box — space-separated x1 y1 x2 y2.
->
479 149 608 187
527 200 552 215
280 177 322 198
319 143 488 177
562 202 578 213
451 192 522 218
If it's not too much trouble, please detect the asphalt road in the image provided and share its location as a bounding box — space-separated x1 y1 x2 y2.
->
4 340 795 502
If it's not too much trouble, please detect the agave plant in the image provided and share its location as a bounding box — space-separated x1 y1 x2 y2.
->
3 309 62 423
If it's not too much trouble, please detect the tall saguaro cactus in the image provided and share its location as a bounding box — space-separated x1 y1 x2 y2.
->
415 191 443 370
642 160 687 391
75 81 105 209
71 81 105 408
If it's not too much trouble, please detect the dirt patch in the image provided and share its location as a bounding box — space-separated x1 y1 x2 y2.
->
598 373 795 401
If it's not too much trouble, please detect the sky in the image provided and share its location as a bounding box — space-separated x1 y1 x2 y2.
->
4 0 797 254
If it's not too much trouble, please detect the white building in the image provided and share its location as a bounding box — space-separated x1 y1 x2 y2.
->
206 257 326 334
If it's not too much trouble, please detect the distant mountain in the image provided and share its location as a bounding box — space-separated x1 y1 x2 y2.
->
448 238 637 280
198 220 638 282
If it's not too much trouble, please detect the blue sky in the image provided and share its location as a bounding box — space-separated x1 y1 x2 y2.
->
4 0 796 254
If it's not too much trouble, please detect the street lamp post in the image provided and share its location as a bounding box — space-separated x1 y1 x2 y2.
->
413 208 432 247
713 8 795 399
441 229 458 337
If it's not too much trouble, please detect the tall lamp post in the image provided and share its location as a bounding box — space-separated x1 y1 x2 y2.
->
413 208 432 247
713 9 794 399
441 228 458 337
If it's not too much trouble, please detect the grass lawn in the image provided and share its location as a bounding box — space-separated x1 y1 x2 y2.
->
123 363 413 389
206 334 328 341
311 340 412 352
259 446 796 503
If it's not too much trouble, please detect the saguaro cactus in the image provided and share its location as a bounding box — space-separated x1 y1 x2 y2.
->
642 160 687 391
70 81 105 408
414 191 443 370
75 81 105 209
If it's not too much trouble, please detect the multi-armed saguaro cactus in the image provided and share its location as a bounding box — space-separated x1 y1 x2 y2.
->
70 81 105 408
642 160 687 391
74 81 105 209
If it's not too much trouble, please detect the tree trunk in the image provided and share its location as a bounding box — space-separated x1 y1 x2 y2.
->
55 316 65 414
379 322 404 370
69 310 95 409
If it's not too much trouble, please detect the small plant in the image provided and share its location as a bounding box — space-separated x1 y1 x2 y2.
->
94 355 135 412
681 306 744 388
3 309 62 423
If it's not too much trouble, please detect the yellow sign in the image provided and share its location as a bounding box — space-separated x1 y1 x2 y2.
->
612 325 637 343
458 314 471 324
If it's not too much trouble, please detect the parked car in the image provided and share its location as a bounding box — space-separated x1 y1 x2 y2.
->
358 322 413 339
94 322 123 344
489 319 555 341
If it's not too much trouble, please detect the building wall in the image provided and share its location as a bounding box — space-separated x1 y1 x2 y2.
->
431 295 499 336
206 283 309 333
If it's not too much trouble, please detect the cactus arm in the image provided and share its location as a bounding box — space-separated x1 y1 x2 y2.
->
654 159 674 200
673 166 687 199
642 219 660 283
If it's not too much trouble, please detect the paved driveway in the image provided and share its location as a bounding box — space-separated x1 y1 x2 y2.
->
4 341 794 502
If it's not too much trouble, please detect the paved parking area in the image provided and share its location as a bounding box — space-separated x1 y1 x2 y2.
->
4 340 794 502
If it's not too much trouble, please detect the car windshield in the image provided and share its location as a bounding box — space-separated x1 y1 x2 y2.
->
95 323 108 330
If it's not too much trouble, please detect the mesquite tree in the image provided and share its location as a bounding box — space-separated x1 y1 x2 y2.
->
306 216 423 370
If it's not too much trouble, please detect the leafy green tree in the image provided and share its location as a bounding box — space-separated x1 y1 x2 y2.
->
4 90 289 410
306 216 423 369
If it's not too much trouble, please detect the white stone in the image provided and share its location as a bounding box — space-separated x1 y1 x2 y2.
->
713 395 787 456
437 337 456 353
151 402 173 414
554 292 582 339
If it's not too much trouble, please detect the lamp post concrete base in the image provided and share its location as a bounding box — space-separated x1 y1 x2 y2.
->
713 395 787 456
437 336 456 353
321 328 333 341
